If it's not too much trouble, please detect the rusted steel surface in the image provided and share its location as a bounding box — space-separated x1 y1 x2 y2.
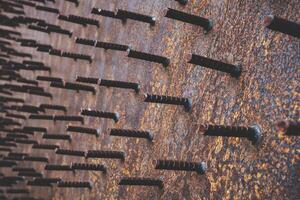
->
1 0 300 199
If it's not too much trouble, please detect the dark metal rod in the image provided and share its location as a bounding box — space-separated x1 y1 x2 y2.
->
155 160 206 174
128 50 170 67
276 120 300 136
99 79 140 93
81 109 119 122
66 126 99 137
86 150 125 161
110 129 153 141
56 149 86 157
32 143 60 150
199 124 262 145
116 9 156 26
76 76 99 84
58 181 92 189
45 164 73 172
119 177 163 189
71 163 106 173
43 134 72 141
264 15 300 38
54 115 84 124
165 8 213 31
144 94 192 112
188 54 242 77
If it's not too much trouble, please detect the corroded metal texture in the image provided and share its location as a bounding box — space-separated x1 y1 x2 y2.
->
1 0 299 200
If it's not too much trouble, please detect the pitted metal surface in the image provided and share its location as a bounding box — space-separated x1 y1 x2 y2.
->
0 0 299 199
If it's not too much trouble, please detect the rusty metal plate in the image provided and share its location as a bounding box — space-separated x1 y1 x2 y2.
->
0 0 299 199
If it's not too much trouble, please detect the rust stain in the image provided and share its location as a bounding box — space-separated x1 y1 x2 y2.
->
1 0 299 200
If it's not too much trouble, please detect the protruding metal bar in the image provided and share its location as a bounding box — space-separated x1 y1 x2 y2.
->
0 148 11 152
99 79 140 93
49 49 62 56
36 5 59 14
0 96 24 103
8 152 27 157
155 160 206 174
62 15 99 27
4 154 24 161
199 124 262 145
18 171 43 177
128 50 170 67
12 167 35 172
16 78 38 86
6 133 28 139
32 144 59 150
56 149 85 157
81 109 119 122
6 104 43 113
27 178 61 187
144 94 192 112
6 188 29 194
5 113 26 120
0 141 17 147
28 25 49 34
23 126 47 133
23 60 44 66
54 115 84 124
64 82 96 94
47 26 72 37
91 8 117 18
69 15 100 28
76 76 99 84
71 163 106 173
45 164 73 172
264 15 300 38
29 114 54 120
29 90 53 99
15 139 38 144
0 160 17 167
86 150 125 161
58 181 92 189
23 156 48 163
116 9 156 26
50 81 65 89
119 177 163 189
95 41 129 51
43 134 72 141
75 38 96 46
39 104 67 113
1 176 24 183
61 52 93 63
276 120 300 136
188 54 242 78
66 126 99 137
110 129 153 141
165 8 212 31
64 0 79 7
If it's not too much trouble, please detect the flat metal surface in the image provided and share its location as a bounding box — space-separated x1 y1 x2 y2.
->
1 0 299 199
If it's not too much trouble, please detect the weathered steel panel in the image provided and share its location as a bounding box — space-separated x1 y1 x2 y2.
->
0 0 299 200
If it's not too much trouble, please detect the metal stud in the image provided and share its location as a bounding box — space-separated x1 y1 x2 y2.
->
155 160 206 174
128 50 170 67
188 54 242 78
119 177 163 189
264 15 300 38
199 124 262 145
81 109 119 123
144 94 192 112
110 129 153 141
165 8 212 31
86 150 125 161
